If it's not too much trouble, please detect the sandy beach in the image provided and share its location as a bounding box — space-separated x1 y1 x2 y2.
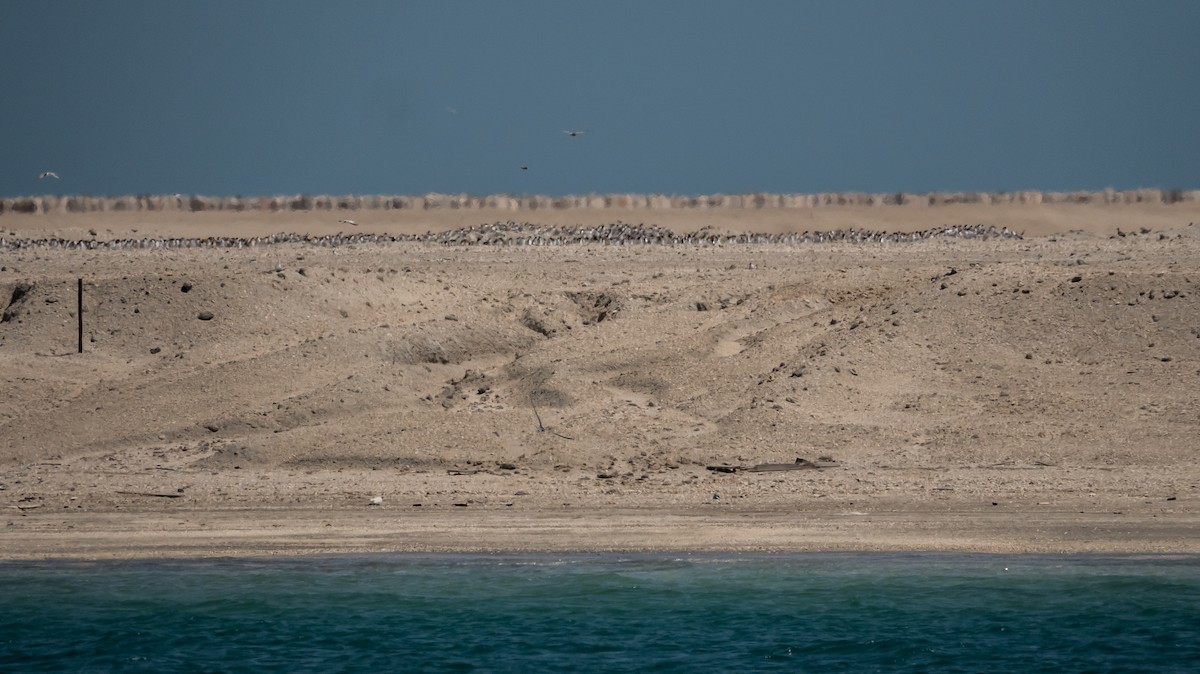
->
2 201 1198 559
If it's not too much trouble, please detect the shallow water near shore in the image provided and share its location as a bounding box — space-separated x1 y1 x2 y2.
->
2 553 1198 672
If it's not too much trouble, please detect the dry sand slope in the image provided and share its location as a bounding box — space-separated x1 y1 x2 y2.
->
1 206 1198 558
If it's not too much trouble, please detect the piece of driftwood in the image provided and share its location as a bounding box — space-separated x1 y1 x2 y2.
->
706 465 740 473
7 503 43 516
709 458 839 474
748 462 820 472
749 458 839 472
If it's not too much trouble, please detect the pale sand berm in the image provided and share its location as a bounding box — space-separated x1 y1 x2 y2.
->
1 201 1197 559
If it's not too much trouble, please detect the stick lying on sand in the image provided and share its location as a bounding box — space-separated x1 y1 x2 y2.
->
707 457 839 473
531 394 574 440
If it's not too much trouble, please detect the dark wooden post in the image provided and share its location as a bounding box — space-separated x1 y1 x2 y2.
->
77 278 83 353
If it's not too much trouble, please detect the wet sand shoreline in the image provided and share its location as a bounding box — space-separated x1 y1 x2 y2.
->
7 505 1197 561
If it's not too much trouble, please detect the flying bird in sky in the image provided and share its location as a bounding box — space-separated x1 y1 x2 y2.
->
562 130 589 137
520 165 529 171
338 219 359 226
38 171 60 179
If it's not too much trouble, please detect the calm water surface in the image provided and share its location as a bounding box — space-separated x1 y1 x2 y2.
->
2 553 1198 672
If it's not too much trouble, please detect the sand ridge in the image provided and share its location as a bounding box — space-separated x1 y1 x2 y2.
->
1 205 1198 558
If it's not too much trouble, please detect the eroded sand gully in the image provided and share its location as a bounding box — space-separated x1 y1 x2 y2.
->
1 205 1198 558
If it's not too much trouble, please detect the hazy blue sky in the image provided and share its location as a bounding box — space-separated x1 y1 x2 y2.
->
2 1 1197 198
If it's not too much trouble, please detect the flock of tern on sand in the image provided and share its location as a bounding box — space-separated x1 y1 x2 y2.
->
24 132 1016 245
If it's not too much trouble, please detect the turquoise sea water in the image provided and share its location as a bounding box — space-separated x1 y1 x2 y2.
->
2 553 1198 673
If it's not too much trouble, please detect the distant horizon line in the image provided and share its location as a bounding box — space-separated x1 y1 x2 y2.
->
5 186 1198 200
3 187 1197 216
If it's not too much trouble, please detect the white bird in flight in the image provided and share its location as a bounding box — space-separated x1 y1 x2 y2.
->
562 130 589 137
38 171 60 179
339 219 359 226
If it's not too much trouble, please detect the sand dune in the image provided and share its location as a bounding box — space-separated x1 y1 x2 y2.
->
1 206 1197 558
